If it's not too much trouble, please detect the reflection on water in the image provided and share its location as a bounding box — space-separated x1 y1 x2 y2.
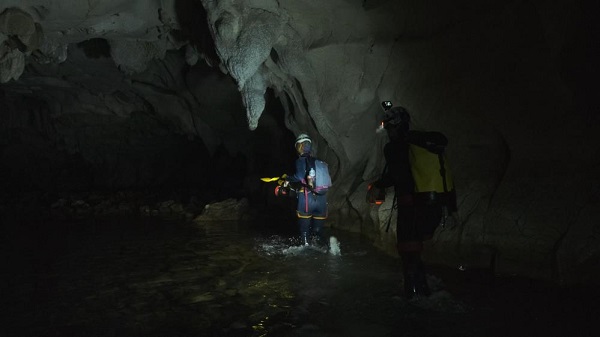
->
1 217 598 337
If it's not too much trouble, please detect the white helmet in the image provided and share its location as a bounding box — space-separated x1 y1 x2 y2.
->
295 133 312 145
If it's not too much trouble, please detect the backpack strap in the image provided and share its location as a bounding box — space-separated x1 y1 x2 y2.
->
304 156 315 193
408 130 449 193
438 153 448 193
304 156 309 183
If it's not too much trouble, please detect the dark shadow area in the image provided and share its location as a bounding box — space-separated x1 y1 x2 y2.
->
172 0 220 65
246 88 298 220
76 38 111 59
0 44 299 224
432 265 600 337
559 0 600 125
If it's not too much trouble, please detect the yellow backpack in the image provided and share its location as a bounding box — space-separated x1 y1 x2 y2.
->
407 131 453 194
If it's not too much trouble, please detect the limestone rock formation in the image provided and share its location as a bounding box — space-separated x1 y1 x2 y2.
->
0 0 598 284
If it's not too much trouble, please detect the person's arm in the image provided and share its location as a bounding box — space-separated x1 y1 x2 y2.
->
373 169 393 188
372 143 392 188
284 157 307 190
373 141 414 194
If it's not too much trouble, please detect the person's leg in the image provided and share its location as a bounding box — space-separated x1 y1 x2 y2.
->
420 203 443 241
296 191 312 245
297 216 311 245
400 252 420 298
311 218 327 246
400 251 430 298
403 202 443 298
397 204 430 299
310 194 328 247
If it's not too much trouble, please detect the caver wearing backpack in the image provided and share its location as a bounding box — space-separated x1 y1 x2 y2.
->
371 103 458 299
284 133 332 247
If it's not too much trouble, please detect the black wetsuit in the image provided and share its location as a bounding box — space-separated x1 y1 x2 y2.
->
287 153 328 245
374 137 444 250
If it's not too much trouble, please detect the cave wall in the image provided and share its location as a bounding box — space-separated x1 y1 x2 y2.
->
199 0 600 284
0 2 296 206
1 1 599 284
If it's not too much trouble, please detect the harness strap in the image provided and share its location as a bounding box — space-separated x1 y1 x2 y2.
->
438 153 450 227
304 189 309 213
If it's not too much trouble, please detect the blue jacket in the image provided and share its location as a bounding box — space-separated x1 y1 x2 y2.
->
287 154 313 186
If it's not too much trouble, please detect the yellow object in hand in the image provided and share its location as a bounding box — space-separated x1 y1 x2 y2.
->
260 174 287 183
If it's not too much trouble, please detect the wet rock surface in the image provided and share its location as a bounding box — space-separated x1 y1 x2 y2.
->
1 217 599 337
193 198 252 222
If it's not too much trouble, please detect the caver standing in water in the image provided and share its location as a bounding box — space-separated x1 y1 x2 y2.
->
371 103 458 299
283 133 332 247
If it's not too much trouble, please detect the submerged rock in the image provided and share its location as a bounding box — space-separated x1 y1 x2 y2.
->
193 198 250 222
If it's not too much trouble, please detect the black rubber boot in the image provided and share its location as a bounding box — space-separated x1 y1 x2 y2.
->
401 252 430 299
403 271 418 300
415 262 431 297
301 232 309 246
414 270 431 298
